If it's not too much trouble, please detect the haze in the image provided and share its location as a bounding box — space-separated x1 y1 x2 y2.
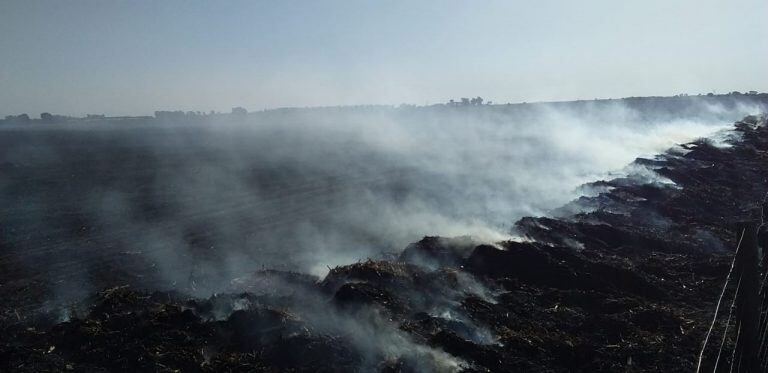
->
1 0 767 116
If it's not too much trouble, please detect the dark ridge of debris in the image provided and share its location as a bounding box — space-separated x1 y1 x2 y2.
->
398 236 479 269
1 115 767 372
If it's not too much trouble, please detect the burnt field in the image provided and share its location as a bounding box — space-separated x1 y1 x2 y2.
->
1 104 768 371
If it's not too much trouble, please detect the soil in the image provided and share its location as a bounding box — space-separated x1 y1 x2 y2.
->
1 115 767 372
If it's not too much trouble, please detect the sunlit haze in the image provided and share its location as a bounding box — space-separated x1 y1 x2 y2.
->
1 0 766 116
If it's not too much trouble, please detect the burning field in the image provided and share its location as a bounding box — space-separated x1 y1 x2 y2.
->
1 104 768 371
2 1 766 370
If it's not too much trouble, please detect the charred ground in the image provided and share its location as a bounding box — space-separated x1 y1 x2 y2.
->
1 114 768 371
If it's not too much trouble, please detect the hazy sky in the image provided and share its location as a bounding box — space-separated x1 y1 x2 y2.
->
1 0 766 116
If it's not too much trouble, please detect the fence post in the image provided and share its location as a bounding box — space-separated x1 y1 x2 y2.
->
734 220 760 372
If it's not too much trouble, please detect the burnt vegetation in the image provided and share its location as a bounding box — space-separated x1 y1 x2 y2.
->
1 103 768 371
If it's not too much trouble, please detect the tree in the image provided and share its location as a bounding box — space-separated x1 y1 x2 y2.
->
3 114 30 124
231 107 248 115
40 112 53 123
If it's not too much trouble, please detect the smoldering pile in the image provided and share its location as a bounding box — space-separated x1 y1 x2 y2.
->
2 113 768 372
0 237 736 372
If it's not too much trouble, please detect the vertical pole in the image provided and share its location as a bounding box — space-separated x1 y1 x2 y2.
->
735 220 760 372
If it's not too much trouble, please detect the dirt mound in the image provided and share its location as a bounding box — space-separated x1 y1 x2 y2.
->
398 236 479 268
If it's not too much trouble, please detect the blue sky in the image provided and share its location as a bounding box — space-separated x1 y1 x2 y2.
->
1 0 766 116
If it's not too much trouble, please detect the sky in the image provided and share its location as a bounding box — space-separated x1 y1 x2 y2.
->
1 0 766 116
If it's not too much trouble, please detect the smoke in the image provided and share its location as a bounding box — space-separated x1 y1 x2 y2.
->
210 269 471 371
0 96 764 300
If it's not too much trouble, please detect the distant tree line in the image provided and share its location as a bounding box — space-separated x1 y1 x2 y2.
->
153 107 247 122
446 97 491 106
0 106 253 126
2 92 766 126
3 113 31 123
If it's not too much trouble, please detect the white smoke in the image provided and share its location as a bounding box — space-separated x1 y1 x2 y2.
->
0 97 763 296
